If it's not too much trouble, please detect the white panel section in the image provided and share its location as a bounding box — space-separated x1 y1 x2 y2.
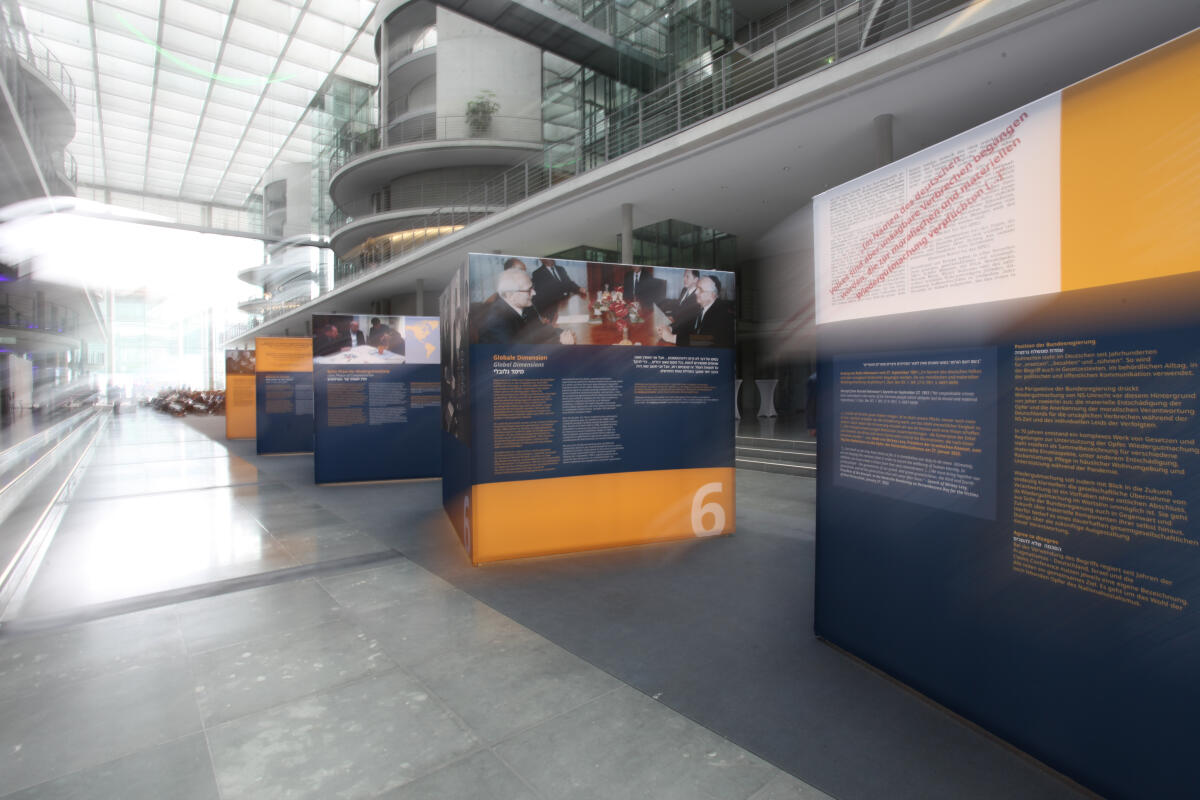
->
155 88 207 114
222 43 280 75
435 7 543 126
295 14 352 49
160 23 223 61
814 93 1063 325
238 0 301 32
165 0 229 38
227 17 286 54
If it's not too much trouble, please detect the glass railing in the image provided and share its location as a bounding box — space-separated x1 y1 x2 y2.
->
0 292 80 335
329 115 544 173
329 179 512 227
60 150 77 185
233 0 972 341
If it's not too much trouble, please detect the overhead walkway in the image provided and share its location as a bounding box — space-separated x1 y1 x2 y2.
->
433 0 668 91
0 410 1089 799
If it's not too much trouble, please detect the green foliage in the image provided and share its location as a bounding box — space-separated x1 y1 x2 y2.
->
465 90 500 132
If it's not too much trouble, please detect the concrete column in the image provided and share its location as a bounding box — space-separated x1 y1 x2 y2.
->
873 113 894 166
105 289 115 385
620 203 633 264
206 307 215 390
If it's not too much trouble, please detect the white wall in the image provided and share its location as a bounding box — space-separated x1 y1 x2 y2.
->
435 8 542 134
262 162 314 240
407 74 436 110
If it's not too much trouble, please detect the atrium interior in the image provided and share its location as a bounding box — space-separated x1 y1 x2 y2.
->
1 0 1198 798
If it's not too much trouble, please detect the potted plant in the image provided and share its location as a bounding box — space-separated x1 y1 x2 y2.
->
465 90 499 136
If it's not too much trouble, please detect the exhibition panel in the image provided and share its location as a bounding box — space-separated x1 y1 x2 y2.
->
224 349 256 440
813 30 1200 799
254 337 314 455
311 313 441 483
442 253 736 564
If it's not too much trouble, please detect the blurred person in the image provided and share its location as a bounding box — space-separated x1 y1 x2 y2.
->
348 319 366 346
368 317 391 345
380 328 406 357
805 370 819 438
315 322 349 356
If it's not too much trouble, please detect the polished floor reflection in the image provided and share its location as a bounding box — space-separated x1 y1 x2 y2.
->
0 410 828 800
5 411 392 620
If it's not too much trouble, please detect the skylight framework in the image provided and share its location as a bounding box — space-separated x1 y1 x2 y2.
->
15 0 379 227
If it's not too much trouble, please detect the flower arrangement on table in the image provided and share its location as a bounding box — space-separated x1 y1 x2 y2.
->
590 288 643 342
609 299 635 343
591 287 619 315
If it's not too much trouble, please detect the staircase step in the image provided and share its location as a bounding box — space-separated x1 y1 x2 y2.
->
736 457 816 476
735 435 816 451
735 446 816 464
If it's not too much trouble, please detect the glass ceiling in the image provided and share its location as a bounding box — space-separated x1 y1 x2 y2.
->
16 0 378 211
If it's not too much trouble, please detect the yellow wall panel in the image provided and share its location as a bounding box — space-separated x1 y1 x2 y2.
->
471 468 735 564
225 374 256 439
254 337 313 373
1061 30 1200 291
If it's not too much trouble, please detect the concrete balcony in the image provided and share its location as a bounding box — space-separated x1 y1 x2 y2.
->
330 204 493 260
328 115 543 210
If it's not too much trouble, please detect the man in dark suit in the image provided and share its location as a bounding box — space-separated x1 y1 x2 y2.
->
657 275 734 348
668 269 701 334
622 266 666 307
530 258 584 317
478 268 577 345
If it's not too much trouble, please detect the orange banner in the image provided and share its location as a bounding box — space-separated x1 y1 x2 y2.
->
254 337 313 373
1061 29 1200 291
224 375 256 439
469 467 735 564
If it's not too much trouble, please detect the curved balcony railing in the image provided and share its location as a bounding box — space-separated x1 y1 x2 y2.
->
329 178 516 232
328 115 543 174
6 33 76 112
234 0 972 340
60 150 77 185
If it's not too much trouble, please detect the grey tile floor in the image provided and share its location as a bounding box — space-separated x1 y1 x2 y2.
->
0 412 831 799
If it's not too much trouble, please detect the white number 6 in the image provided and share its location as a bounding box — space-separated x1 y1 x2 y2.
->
691 482 726 536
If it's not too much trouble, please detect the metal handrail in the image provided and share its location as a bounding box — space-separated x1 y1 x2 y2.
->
234 0 972 340
7 33 76 111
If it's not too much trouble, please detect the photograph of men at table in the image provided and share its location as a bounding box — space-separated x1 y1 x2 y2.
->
468 255 733 347
313 314 409 363
225 350 256 376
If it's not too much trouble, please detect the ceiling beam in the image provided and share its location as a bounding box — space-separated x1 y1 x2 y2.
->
178 0 240 200
208 0 316 205
139 0 167 197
